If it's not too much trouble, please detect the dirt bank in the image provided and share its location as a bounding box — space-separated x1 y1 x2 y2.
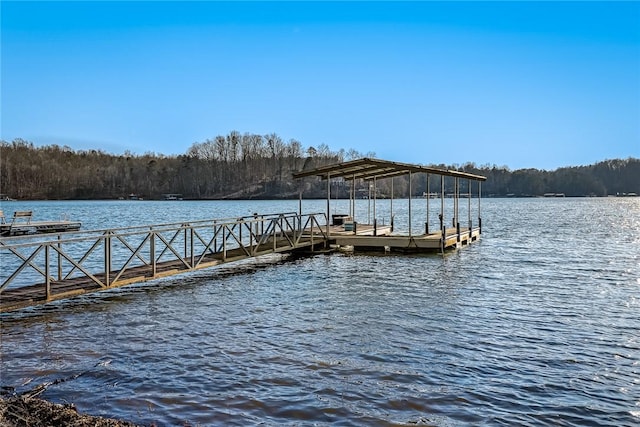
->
0 396 141 427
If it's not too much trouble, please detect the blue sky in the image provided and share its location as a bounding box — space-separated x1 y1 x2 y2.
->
2 1 639 170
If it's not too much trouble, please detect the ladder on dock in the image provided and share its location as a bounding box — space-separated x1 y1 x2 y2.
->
0 212 328 313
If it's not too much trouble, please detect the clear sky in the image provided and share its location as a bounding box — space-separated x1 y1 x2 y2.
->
2 1 639 170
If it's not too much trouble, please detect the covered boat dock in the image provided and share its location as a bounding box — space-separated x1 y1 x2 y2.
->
293 158 487 252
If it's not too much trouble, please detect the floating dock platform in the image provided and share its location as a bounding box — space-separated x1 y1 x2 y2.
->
331 227 479 252
0 210 81 237
293 157 487 253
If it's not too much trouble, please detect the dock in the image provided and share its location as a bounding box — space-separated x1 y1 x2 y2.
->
293 158 487 253
0 212 330 312
0 158 486 313
0 210 81 237
332 227 479 252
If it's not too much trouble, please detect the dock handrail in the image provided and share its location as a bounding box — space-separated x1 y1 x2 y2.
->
0 211 302 243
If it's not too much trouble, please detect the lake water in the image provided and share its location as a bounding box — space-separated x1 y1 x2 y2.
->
1 198 639 426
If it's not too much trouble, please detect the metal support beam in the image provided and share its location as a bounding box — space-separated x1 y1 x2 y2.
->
478 181 482 234
440 175 445 252
390 177 394 232
468 179 472 238
455 177 460 243
426 173 430 234
409 171 413 236
373 176 377 234
326 172 331 244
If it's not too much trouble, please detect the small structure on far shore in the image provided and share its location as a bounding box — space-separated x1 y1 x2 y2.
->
293 158 487 253
0 210 81 237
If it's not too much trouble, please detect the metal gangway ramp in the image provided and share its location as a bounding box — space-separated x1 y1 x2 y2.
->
0 212 328 313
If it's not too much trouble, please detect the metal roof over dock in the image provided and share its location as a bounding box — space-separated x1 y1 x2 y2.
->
292 158 487 182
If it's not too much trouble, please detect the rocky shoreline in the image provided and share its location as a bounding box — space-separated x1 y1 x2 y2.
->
0 396 141 427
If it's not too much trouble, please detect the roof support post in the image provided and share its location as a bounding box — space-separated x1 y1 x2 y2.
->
468 179 472 238
373 176 377 228
478 181 482 234
326 172 331 243
426 173 430 234
390 177 394 232
299 188 303 233
440 175 445 251
455 177 460 243
408 170 413 236
367 182 371 224
351 174 356 222
349 177 353 218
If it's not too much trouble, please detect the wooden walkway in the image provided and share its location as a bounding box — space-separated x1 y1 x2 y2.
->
0 236 323 313
0 212 328 313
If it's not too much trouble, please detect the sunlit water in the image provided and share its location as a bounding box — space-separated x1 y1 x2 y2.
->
1 198 639 426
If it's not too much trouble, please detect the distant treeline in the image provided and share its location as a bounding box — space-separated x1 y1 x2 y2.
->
1 134 638 200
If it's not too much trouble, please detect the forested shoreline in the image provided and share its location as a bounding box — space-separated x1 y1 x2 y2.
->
1 133 638 200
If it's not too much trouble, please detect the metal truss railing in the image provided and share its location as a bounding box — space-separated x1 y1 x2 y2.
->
0 212 328 301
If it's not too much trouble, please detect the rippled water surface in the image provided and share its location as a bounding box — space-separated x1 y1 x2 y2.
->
1 198 639 426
